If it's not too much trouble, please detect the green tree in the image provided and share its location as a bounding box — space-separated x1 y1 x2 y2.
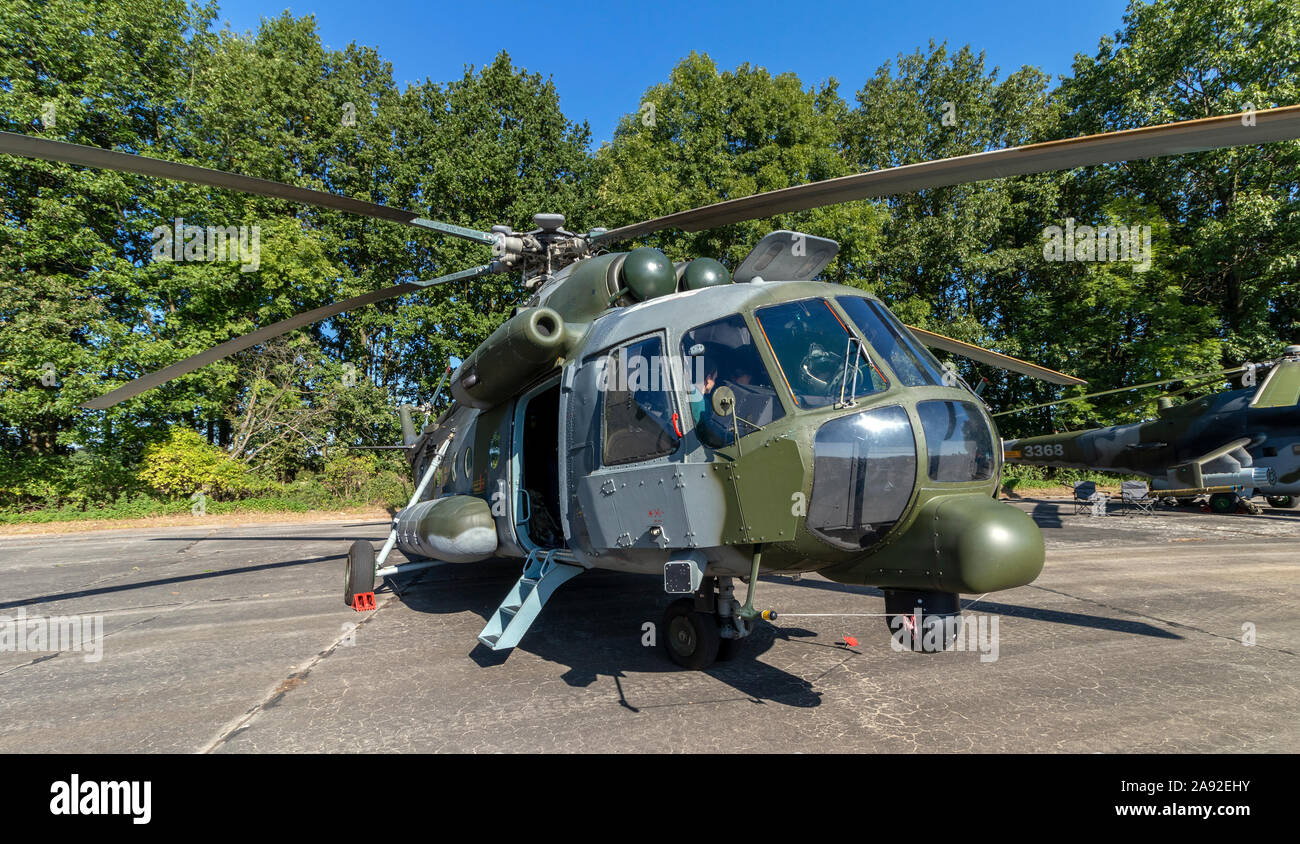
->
595 52 884 273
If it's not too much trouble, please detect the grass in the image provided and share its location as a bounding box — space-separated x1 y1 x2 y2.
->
0 489 409 526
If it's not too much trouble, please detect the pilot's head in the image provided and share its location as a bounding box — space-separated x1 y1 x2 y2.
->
700 365 718 394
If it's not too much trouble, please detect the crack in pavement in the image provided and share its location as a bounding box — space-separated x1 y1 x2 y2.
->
176 528 220 555
2 528 225 614
197 574 424 754
0 605 182 676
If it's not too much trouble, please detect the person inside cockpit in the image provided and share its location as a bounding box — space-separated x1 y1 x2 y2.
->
688 362 719 426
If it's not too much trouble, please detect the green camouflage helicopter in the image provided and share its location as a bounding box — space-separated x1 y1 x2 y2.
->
5 104 1299 669
1002 347 1300 515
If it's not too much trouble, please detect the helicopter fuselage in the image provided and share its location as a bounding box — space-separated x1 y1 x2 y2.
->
409 269 1045 596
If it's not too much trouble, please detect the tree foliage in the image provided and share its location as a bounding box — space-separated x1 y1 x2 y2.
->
1 0 1297 511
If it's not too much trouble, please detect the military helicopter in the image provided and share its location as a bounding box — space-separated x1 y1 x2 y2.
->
1001 347 1300 514
5 104 1299 669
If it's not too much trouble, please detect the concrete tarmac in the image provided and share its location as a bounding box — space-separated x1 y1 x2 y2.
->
0 497 1296 753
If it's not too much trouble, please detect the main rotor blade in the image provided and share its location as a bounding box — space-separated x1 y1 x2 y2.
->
81 264 495 410
905 325 1086 386
991 364 1249 417
592 105 1300 242
0 132 496 245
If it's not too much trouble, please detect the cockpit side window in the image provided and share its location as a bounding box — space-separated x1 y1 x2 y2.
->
601 334 681 466
917 400 995 482
680 313 786 447
835 296 947 387
754 298 888 409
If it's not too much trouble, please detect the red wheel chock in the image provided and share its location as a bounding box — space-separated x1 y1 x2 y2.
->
351 592 376 612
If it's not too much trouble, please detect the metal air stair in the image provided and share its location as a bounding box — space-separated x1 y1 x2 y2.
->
477 549 584 650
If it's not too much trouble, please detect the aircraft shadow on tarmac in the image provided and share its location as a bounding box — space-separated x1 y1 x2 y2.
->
0 553 346 612
383 545 1182 710
755 573 1182 640
390 562 825 709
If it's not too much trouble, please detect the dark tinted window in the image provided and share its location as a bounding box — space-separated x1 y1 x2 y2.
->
755 299 887 409
836 297 946 387
808 406 916 550
602 335 680 465
680 313 785 445
917 400 995 482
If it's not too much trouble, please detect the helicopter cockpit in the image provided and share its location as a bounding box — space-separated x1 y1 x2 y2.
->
667 287 997 551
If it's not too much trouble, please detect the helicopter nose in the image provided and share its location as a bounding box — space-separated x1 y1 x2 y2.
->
818 492 1045 593
925 494 1045 593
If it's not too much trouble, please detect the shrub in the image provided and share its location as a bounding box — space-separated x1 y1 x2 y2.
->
321 453 378 498
136 428 249 499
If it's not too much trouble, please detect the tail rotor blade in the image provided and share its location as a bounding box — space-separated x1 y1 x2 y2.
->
81 264 496 410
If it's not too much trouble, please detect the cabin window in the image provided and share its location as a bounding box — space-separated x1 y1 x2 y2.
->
489 431 501 469
602 334 681 466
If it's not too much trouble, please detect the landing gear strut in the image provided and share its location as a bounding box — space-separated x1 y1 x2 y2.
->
661 546 776 670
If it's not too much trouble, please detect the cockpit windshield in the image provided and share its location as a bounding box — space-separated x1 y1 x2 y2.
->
835 296 947 387
754 298 888 409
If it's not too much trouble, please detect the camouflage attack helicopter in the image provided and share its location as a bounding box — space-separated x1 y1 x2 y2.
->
5 104 1299 668
1002 347 1300 514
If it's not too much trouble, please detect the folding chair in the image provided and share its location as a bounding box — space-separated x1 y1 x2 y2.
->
1121 480 1155 516
1072 481 1097 515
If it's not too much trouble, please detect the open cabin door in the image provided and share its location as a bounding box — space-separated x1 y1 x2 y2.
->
511 376 564 552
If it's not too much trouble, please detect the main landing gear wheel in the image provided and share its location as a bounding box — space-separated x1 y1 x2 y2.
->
663 597 721 669
1267 494 1299 509
345 539 376 607
883 589 961 653
1209 492 1240 514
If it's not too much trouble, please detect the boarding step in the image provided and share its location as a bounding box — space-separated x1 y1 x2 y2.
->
478 549 583 651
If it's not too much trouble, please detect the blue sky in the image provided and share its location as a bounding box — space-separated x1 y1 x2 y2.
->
214 0 1137 145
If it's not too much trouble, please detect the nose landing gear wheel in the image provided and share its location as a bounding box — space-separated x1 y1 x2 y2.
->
663 597 721 669
345 540 376 607
883 589 961 653
1266 494 1298 509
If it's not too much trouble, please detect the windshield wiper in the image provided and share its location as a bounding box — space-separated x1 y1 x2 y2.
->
836 336 866 409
